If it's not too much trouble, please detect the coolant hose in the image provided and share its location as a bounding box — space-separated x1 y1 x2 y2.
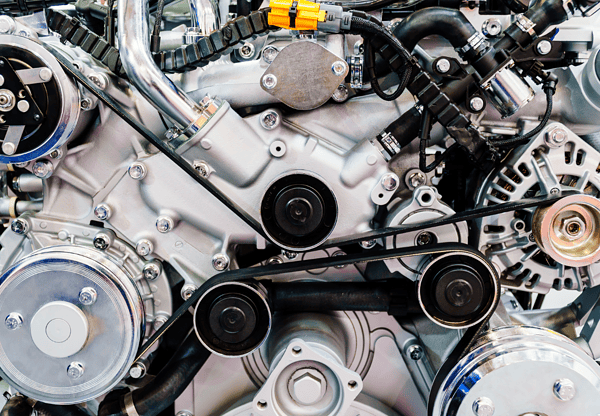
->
1 396 90 416
0 397 31 416
99 333 211 416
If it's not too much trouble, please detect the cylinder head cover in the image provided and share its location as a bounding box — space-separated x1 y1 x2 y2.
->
0 245 144 404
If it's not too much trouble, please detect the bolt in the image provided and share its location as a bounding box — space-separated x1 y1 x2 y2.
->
67 362 85 379
262 45 279 64
93 232 112 250
16 100 29 113
529 233 536 242
181 284 197 300
408 171 427 188
129 362 146 379
32 160 54 179
260 110 279 130
5 312 23 330
33 114 41 122
164 127 181 141
128 162 147 180
176 411 193 416
50 149 63 159
435 58 451 74
545 127 568 148
262 74 278 90
39 67 53 82
212 253 230 271
332 61 347 76
537 40 553 55
553 378 576 401
136 239 154 257
482 18 503 37
94 203 112 220
88 72 108 90
239 43 255 59
360 239 377 249
267 256 283 265
0 90 14 111
80 98 92 110
10 218 28 235
381 173 399 191
332 250 347 268
550 188 560 195
143 261 162 281
290 369 326 406
0 16 16 34
282 250 298 260
2 141 15 155
472 397 495 416
193 160 211 178
407 344 424 361
469 96 485 112
79 287 98 305
560 215 586 240
153 315 169 330
156 216 175 233
416 231 434 246
332 84 349 102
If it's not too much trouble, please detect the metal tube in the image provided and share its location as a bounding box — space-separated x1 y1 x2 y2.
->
118 0 205 133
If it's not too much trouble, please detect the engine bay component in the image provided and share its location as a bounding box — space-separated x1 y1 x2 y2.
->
193 282 271 356
431 326 600 416
0 245 144 404
259 41 349 110
418 251 499 328
480 60 535 118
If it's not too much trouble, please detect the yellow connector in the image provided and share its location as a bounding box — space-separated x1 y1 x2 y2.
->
268 0 326 30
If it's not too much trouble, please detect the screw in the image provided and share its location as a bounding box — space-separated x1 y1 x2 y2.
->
409 171 427 188
156 216 175 233
469 96 485 112
545 127 568 147
93 232 112 250
407 344 424 361
129 162 147 180
67 362 85 379
537 40 552 55
550 188 560 195
10 218 28 235
260 110 279 130
239 43 255 59
331 61 347 76
193 160 210 178
359 239 377 249
416 231 434 246
94 203 112 220
262 45 279 64
472 397 495 416
332 84 349 102
153 315 169 330
212 253 230 271
164 127 181 141
381 173 399 191
5 312 23 330
136 239 154 256
143 261 162 280
39 67 53 82
553 378 576 401
33 114 41 122
282 250 298 260
267 256 283 265
32 160 54 179
435 58 451 74
79 287 98 305
50 149 63 159
181 284 197 300
262 74 278 90
129 362 146 379
482 18 503 37
80 98 92 110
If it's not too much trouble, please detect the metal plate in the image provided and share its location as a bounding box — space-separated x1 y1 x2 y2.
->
260 41 348 111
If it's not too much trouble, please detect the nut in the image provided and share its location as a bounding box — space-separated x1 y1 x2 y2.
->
560 215 586 240
289 369 327 406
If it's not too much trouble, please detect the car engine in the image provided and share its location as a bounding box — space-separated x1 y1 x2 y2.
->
0 0 599 413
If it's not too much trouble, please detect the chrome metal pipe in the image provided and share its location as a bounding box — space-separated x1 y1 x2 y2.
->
189 0 219 34
118 0 204 133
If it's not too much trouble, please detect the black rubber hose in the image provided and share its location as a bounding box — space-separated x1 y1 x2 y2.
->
0 396 32 416
392 7 476 53
99 333 211 416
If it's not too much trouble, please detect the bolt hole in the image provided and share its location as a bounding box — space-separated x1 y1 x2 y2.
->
420 192 432 203
378 193 384 198
257 400 267 410
276 146 281 152
292 346 302 356
348 380 358 390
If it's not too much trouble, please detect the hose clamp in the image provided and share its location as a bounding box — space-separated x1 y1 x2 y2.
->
458 32 488 56
123 392 140 416
515 14 537 38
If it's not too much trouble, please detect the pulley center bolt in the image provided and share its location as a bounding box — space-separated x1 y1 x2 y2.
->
289 369 327 406
67 362 85 379
445 279 473 307
472 397 495 416
0 90 14 110
553 378 576 401
560 215 586 240
262 74 278 90
79 287 97 305
5 312 23 330
332 61 347 76
435 58 451 74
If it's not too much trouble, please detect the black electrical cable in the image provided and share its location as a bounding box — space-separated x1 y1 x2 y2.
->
344 0 424 12
150 0 166 53
364 36 404 101
419 110 459 172
489 82 556 147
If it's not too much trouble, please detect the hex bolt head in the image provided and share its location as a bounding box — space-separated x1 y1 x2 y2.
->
289 369 326 406
554 378 576 401
482 18 503 37
359 239 377 249
239 43 256 59
381 173 399 191
80 98 93 110
10 218 29 235
32 160 54 179
282 250 298 260
262 45 279 64
79 287 98 305
560 215 586 240
260 110 280 130
67 362 85 379
472 397 495 416
93 232 112 250
181 284 197 300
262 74 278 90
136 239 154 257
94 203 112 220
156 216 175 233
212 253 230 271
435 58 451 74
545 127 568 148
192 160 211 178
469 96 485 112
331 60 347 76
5 312 23 330
128 162 147 180
153 315 169 330
408 344 424 360
129 362 146 379
50 148 63 159
408 171 427 189
537 40 553 55
143 261 162 281
332 84 349 102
